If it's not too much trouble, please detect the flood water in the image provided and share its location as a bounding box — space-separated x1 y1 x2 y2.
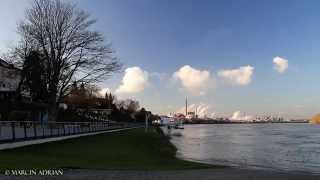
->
165 123 320 174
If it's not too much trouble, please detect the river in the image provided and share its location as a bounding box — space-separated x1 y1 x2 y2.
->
165 123 320 174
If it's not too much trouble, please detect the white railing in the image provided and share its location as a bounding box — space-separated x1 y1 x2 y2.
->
0 121 126 142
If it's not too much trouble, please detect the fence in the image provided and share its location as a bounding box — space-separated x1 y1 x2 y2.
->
0 121 126 143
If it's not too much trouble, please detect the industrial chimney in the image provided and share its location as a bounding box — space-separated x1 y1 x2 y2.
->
185 97 188 116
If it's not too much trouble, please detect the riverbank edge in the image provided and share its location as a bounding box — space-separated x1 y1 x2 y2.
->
154 126 229 169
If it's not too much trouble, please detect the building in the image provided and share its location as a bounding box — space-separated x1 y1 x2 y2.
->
0 58 50 122
0 58 21 101
186 111 196 119
173 113 185 120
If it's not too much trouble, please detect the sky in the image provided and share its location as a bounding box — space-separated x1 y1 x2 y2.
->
1 0 320 119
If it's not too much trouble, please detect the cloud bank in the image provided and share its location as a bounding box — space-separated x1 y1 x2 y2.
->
218 65 254 85
176 103 214 118
116 66 149 94
173 65 214 95
273 56 288 73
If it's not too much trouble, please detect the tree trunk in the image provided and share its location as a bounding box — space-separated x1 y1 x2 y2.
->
48 75 59 122
48 105 58 122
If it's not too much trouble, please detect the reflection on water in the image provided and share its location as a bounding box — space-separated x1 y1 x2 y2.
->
164 124 320 173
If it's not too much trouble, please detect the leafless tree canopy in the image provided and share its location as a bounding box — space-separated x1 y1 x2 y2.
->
14 0 122 105
117 99 140 114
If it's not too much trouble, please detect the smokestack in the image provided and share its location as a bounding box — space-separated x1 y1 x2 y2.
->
196 107 198 117
185 97 188 116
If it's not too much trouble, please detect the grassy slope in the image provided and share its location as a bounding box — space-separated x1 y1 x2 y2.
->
0 128 222 171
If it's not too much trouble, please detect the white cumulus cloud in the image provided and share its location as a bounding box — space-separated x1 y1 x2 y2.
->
218 65 254 85
230 111 253 121
273 56 288 73
173 65 214 95
115 66 149 94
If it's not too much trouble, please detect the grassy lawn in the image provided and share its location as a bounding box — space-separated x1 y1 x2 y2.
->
0 127 223 171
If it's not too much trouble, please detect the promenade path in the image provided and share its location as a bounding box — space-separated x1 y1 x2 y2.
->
0 123 141 150
0 169 319 180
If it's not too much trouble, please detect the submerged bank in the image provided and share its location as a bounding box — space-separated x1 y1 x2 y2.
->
167 123 320 173
0 127 220 171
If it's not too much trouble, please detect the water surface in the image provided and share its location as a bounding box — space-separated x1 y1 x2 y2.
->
165 124 320 173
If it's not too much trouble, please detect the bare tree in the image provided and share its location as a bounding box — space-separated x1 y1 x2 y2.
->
13 0 122 121
117 99 140 114
125 99 140 114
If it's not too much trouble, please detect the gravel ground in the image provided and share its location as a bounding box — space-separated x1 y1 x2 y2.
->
0 168 319 180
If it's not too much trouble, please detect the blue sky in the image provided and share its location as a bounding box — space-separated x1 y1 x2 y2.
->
1 0 320 119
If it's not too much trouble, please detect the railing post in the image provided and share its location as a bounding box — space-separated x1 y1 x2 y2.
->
63 124 66 136
76 124 79 134
11 122 15 141
33 122 37 138
42 123 45 137
50 123 53 136
23 122 27 139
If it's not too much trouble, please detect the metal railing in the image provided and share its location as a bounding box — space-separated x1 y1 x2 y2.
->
0 121 126 143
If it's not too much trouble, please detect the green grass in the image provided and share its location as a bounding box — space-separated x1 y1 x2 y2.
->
0 127 223 171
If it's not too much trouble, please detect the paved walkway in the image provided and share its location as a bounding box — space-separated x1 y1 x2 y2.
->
0 126 140 150
0 169 319 180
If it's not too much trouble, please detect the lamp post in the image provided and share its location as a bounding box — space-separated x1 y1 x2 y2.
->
145 111 151 132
